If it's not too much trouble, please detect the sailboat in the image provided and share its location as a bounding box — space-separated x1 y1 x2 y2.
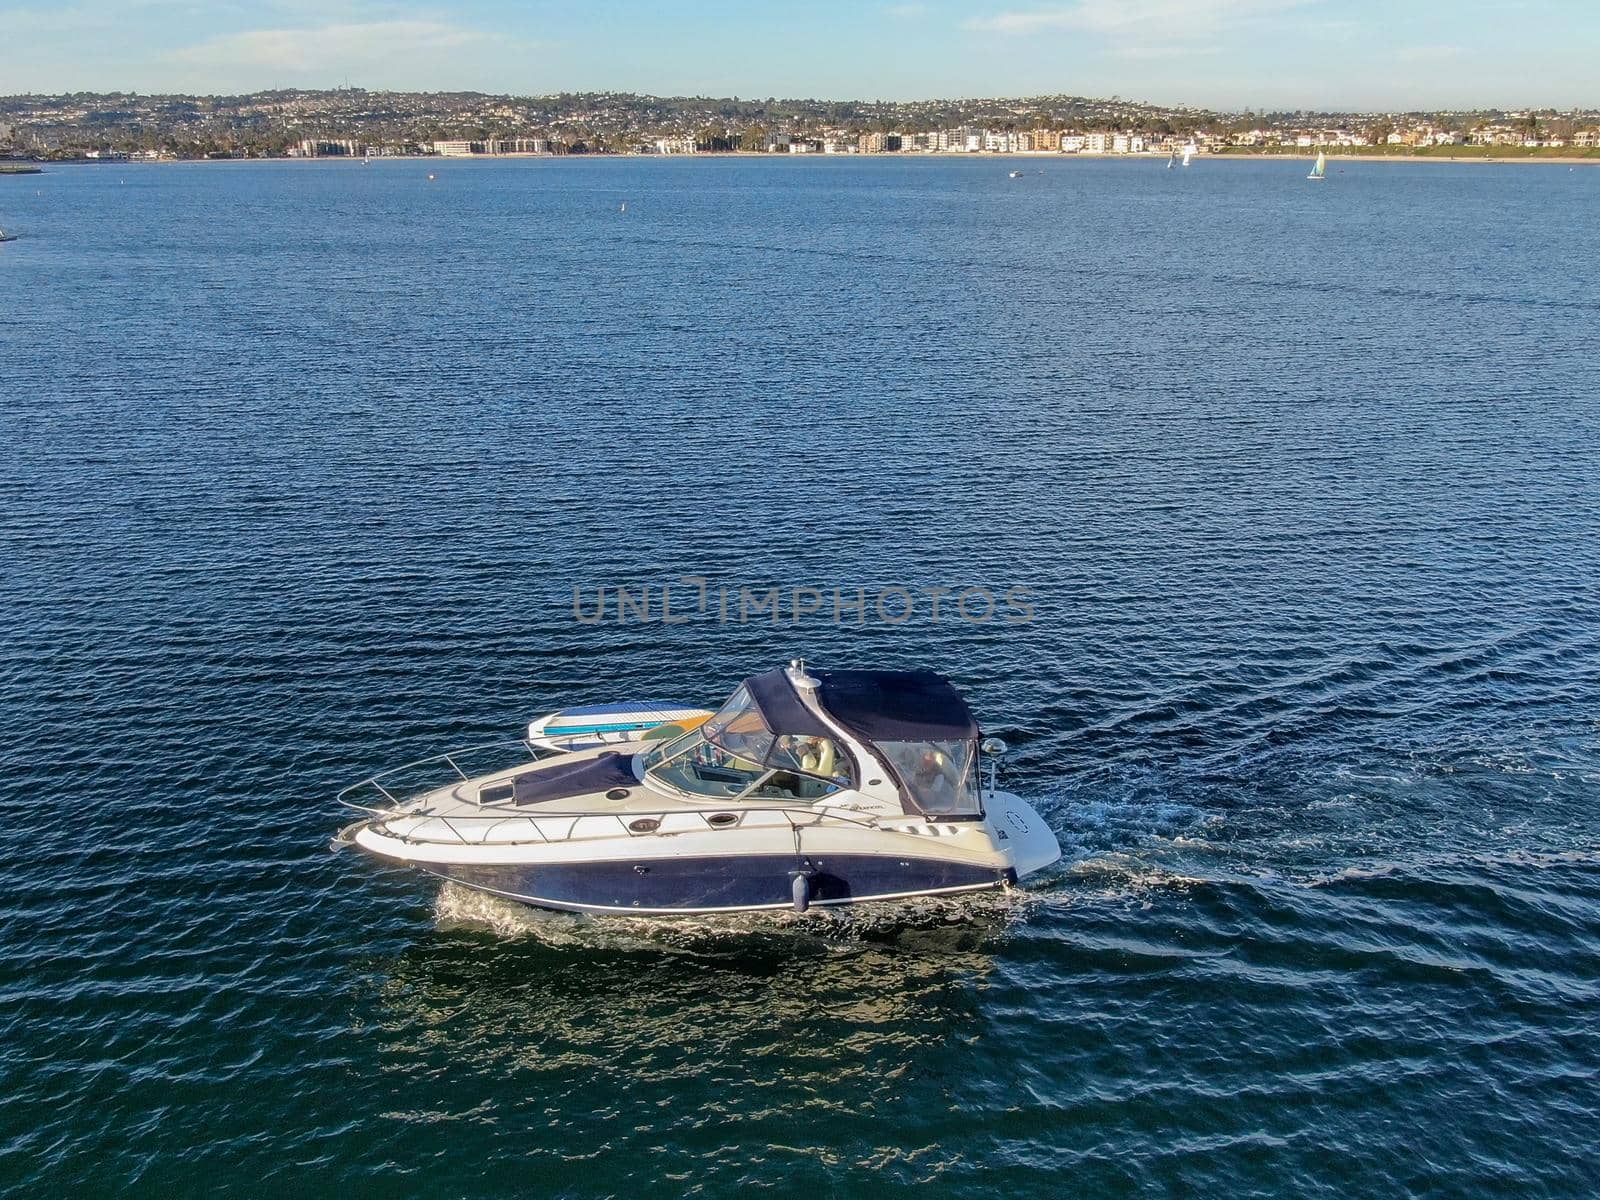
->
1181 144 1195 167
1308 151 1327 181
1167 150 1177 169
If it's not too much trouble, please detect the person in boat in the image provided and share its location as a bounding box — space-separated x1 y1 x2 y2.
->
909 744 967 813
768 735 847 797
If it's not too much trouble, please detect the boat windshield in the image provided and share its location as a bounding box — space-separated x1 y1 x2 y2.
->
640 686 852 802
872 739 981 817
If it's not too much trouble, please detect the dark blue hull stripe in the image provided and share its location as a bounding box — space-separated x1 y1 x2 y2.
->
421 853 1009 915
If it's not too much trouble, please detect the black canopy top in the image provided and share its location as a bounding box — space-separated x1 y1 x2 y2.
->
740 666 980 744
815 669 980 743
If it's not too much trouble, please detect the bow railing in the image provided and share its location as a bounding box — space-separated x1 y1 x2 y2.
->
335 739 555 816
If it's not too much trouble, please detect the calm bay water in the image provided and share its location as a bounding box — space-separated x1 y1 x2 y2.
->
2 156 1598 1197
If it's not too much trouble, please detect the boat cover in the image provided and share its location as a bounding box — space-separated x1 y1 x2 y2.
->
512 752 639 805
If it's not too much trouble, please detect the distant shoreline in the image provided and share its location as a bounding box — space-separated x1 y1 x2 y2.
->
38 150 1600 168
1213 151 1599 165
1213 149 1600 165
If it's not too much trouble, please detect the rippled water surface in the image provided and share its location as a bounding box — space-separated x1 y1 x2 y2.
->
3 157 1599 1197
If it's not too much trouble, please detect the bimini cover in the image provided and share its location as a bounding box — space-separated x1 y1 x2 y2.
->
815 669 980 742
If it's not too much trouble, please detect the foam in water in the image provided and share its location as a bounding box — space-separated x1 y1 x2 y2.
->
431 879 1034 951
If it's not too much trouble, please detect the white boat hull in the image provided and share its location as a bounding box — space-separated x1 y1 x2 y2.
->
350 789 1058 916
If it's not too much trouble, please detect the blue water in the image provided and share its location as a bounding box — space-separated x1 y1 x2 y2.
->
2 156 1599 1197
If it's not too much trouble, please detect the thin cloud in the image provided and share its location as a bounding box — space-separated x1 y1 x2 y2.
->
1110 44 1224 59
1394 44 1466 62
9 0 257 30
966 0 1311 36
167 19 491 73
4 5 116 32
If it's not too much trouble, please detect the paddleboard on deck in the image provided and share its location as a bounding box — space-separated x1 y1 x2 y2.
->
527 701 713 751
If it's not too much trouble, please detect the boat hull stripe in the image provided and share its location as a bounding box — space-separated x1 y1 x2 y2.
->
419 853 1008 915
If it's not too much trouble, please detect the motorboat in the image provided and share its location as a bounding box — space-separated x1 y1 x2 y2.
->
1008 170 1024 178
335 661 1061 916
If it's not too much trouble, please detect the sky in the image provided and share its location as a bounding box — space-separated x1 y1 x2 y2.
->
2 0 1597 111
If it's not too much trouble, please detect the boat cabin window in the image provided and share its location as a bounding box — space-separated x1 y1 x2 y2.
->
699 687 775 766
874 740 981 817
640 686 852 802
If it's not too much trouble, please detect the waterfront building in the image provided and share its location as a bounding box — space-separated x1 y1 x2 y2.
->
295 137 362 157
984 129 1032 152
857 132 903 152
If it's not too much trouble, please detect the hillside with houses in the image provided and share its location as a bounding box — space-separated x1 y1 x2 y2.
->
2 90 1595 161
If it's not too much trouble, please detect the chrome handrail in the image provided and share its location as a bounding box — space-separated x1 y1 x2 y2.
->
337 737 892 849
336 739 556 815
362 802 883 849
